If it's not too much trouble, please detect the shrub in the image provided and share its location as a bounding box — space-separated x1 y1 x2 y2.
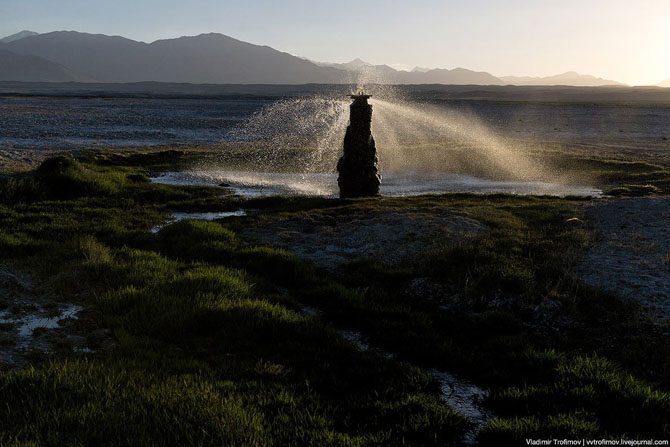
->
157 220 238 261
233 246 316 286
1 156 127 203
0 230 44 256
77 235 113 265
35 156 123 198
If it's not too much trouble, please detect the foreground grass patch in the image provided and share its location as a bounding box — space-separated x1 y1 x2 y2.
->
0 155 667 445
481 354 670 443
240 194 670 441
0 359 267 446
0 156 471 445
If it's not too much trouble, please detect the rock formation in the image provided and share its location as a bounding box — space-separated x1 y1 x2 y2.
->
337 94 381 198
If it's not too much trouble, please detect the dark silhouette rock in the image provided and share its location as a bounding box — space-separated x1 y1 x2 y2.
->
337 94 381 198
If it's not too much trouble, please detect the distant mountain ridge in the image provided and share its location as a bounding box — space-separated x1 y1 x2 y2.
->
0 30 628 86
315 58 503 85
501 72 623 86
0 49 83 82
2 31 346 84
0 30 39 43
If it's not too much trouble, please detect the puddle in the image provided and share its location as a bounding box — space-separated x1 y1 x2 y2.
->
12 304 82 347
428 369 492 445
301 306 325 317
1 264 120 369
152 170 602 198
0 303 84 366
74 346 95 354
337 329 371 352
150 210 247 233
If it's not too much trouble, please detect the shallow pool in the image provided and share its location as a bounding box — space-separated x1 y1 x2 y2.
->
152 170 602 198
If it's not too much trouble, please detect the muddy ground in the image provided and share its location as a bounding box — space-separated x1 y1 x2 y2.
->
243 197 670 323
242 208 485 270
0 149 52 173
578 197 670 321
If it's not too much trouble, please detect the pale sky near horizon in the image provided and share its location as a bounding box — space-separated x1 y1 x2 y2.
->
1 0 668 86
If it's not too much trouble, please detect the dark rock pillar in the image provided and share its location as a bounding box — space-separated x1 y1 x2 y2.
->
337 94 381 198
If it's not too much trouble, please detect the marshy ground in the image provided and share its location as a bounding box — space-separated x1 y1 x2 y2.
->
0 149 668 445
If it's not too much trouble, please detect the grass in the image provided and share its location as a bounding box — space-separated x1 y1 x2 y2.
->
0 156 469 446
228 193 669 441
0 154 667 445
0 359 269 446
526 145 670 195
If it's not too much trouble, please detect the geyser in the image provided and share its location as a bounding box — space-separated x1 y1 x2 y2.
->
221 91 597 196
337 94 381 198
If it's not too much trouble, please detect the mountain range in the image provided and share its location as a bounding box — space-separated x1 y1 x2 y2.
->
500 72 623 87
0 30 661 86
0 31 346 84
0 49 84 82
0 30 38 43
315 58 504 85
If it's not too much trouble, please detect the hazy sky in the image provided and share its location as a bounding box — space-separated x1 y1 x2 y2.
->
1 0 668 85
